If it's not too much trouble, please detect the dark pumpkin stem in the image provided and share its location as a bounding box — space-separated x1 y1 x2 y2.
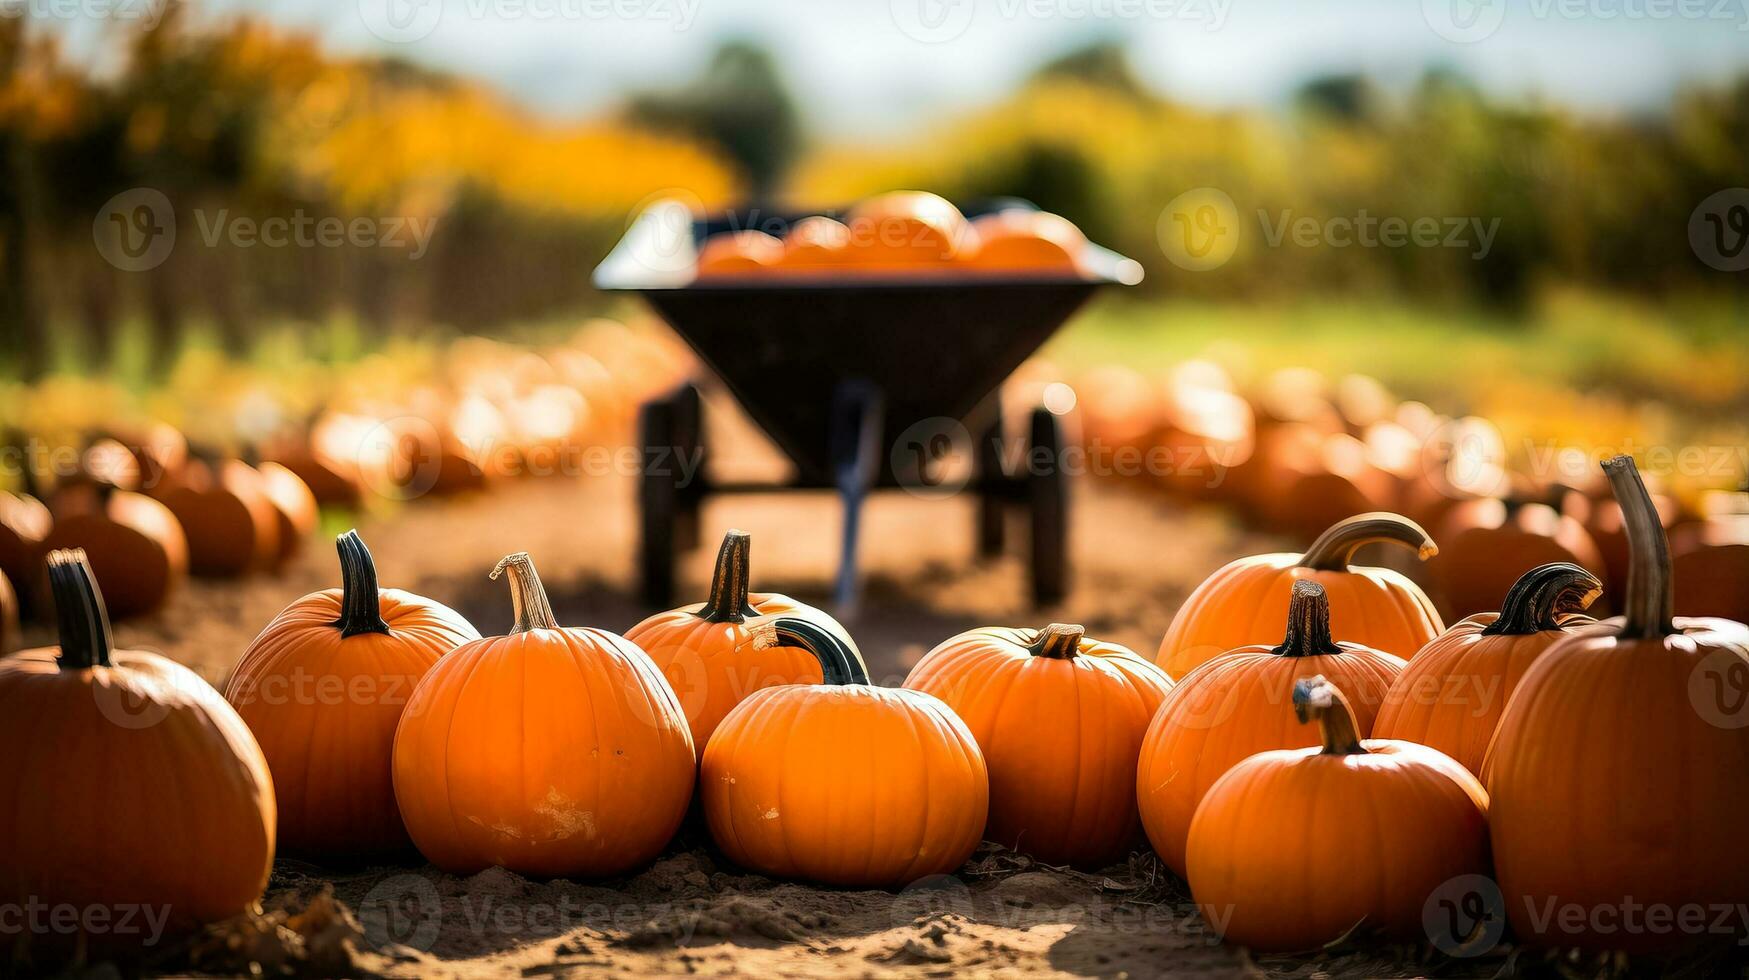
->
332 530 391 638
492 552 559 633
1293 675 1367 755
1272 580 1342 658
698 530 757 623
1602 455 1674 640
750 617 870 686
1298 512 1437 572
1482 562 1602 636
46 549 113 669
1029 623 1084 659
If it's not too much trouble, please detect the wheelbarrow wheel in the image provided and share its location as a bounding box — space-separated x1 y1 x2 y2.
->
1027 406 1068 606
638 397 678 607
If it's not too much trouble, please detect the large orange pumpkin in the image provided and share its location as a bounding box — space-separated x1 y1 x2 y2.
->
1137 580 1406 875
703 617 987 887
393 552 695 877
903 622 1171 868
157 458 280 576
1373 562 1600 776
624 529 862 748
1156 512 1442 679
0 550 275 951
225 530 480 862
1486 456 1749 954
1186 676 1489 952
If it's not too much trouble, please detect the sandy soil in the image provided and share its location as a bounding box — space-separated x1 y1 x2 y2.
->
8 389 1683 979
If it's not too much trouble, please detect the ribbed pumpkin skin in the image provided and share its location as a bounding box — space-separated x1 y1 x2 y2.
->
1486 620 1749 953
904 626 1171 867
1373 612 1590 776
393 626 695 877
625 592 850 748
702 685 987 887
225 587 479 860
1158 558 1439 679
0 650 276 943
1186 739 1489 952
1136 645 1404 875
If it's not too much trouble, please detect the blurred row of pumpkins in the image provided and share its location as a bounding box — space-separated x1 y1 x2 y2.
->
1029 359 1748 626
0 320 692 644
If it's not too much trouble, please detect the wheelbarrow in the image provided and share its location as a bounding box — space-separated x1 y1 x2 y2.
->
594 198 1142 611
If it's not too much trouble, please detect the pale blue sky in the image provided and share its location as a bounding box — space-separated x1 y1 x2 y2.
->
59 0 1749 134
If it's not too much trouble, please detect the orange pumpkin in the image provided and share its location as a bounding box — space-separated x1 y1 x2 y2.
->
1430 497 1607 621
1486 456 1749 953
903 623 1171 867
775 215 850 272
1156 513 1442 679
695 230 783 279
41 484 186 620
0 490 49 617
842 191 971 269
263 435 365 508
703 617 987 887
624 529 861 748
225 530 479 862
158 458 280 576
1372 562 1601 776
1137 580 1406 874
1186 676 1488 952
393 552 694 877
256 461 319 569
0 550 275 950
1670 503 1749 623
964 209 1087 275
0 569 16 654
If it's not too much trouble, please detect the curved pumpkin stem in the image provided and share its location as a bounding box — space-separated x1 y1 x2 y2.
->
1602 455 1674 640
1028 623 1084 659
1272 580 1342 658
332 530 392 638
1297 512 1437 572
46 549 113 670
749 616 870 686
491 552 560 634
1293 675 1367 756
1481 562 1601 636
698 529 757 624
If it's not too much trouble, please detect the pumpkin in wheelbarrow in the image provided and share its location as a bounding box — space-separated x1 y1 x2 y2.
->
696 230 783 279
842 191 972 268
964 209 1087 275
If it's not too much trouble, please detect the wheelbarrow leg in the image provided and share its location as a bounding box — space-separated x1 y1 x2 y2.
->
1028 406 1069 606
974 415 1006 558
829 381 884 614
670 382 704 553
638 397 678 607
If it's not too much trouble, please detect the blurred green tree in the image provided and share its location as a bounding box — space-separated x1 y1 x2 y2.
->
625 40 799 199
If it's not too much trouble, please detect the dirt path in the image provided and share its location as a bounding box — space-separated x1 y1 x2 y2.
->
16 394 1490 978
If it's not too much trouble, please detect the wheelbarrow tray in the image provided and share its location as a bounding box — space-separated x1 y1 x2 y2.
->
594 201 1138 484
